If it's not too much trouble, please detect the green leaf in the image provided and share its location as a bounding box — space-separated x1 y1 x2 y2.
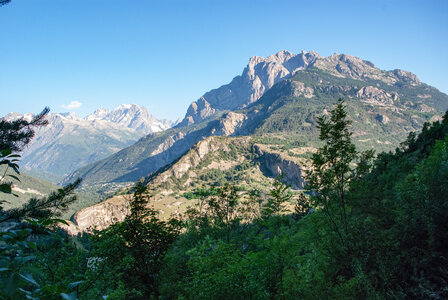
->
19 273 39 287
61 292 78 300
0 183 12 194
8 175 20 182
1 149 12 156
68 280 84 290
9 164 20 174
27 241 37 250
19 255 36 264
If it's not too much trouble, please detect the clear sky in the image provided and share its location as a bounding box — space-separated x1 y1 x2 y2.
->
1 0 447 121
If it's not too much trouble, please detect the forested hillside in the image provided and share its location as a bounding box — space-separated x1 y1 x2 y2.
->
1 102 446 299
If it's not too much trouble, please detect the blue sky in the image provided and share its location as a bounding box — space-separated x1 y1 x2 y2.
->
1 0 447 121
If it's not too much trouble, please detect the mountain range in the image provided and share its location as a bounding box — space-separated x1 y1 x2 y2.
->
3 104 174 181
64 50 448 189
4 49 447 225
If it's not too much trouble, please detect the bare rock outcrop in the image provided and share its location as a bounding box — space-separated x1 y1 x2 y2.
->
389 69 421 86
70 197 130 233
254 145 305 189
313 54 422 87
153 137 251 184
291 81 314 98
375 113 390 124
356 86 397 105
214 112 247 136
313 53 390 82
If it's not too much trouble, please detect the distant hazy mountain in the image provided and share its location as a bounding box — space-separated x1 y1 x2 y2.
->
85 104 174 134
2 104 173 181
64 50 448 187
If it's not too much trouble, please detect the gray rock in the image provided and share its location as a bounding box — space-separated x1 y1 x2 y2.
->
179 50 321 126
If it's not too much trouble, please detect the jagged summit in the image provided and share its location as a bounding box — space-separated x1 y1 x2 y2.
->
178 50 321 126
86 107 110 120
178 50 428 127
84 103 173 134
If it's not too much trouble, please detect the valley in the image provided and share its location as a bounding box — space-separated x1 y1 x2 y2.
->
3 50 447 225
2 49 447 299
2 1 447 297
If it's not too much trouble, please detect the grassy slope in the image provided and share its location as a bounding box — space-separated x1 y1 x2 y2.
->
1 167 58 210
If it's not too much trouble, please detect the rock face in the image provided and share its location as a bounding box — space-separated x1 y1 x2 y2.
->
179 50 321 126
182 97 216 126
214 112 247 136
178 51 430 127
375 114 390 124
254 145 304 190
69 197 130 233
356 86 397 106
149 136 305 190
291 81 314 98
313 53 387 82
151 137 252 184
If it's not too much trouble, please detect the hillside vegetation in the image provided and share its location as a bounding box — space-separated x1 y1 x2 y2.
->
2 102 447 299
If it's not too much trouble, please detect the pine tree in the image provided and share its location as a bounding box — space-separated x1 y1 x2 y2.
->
0 107 49 152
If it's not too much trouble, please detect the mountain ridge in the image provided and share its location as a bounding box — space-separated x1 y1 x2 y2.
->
178 50 441 128
64 50 448 188
2 104 174 180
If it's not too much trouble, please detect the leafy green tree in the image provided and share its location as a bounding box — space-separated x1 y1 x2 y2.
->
0 148 21 198
293 192 311 220
304 99 377 284
88 182 182 298
207 183 240 242
262 175 292 218
1 178 82 223
0 108 50 211
305 99 358 243
350 113 448 297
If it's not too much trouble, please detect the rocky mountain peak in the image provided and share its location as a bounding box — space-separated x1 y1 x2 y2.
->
313 53 382 80
86 107 110 120
390 69 421 85
179 50 321 126
248 55 265 66
85 103 173 134
267 49 295 60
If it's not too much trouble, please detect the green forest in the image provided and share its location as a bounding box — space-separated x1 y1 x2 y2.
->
1 101 447 299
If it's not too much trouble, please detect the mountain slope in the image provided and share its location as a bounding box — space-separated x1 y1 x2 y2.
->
66 135 308 232
0 167 59 211
65 50 448 188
